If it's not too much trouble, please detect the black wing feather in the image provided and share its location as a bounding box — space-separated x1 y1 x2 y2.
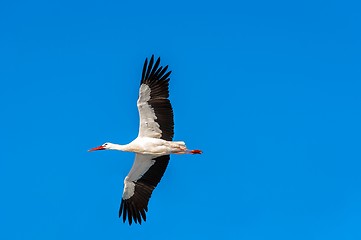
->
145 55 154 80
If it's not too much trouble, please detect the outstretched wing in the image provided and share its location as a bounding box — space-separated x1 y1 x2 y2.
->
119 154 170 225
137 55 174 141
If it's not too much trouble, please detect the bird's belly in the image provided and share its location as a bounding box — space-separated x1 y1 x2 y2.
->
129 137 171 155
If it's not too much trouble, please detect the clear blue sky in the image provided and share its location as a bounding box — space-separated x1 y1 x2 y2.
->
1 0 360 239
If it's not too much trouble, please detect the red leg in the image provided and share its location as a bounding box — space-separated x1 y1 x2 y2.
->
189 150 202 154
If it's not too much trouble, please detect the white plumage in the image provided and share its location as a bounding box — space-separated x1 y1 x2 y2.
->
89 55 202 225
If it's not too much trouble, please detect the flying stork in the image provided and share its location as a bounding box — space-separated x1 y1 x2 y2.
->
89 55 202 225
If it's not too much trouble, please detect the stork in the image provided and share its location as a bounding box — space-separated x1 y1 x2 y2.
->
89 55 202 225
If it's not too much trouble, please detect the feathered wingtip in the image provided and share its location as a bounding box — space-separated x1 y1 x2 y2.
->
119 199 147 225
141 55 171 85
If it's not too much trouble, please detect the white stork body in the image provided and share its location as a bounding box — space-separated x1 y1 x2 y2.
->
103 138 187 155
89 55 201 225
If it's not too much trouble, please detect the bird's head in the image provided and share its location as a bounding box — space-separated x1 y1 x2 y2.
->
88 142 112 152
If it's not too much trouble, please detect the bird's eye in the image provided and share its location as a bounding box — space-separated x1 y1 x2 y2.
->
103 143 108 146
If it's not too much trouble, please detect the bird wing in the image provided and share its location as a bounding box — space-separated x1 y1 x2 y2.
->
119 154 170 225
137 55 174 141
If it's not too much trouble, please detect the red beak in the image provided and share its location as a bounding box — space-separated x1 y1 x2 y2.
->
88 145 106 152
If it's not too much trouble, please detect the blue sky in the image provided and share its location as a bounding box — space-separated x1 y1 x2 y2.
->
1 0 360 239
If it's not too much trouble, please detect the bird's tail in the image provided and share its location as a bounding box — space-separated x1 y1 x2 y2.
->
171 141 186 149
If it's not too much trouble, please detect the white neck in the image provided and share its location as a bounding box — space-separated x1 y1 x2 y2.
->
107 143 129 152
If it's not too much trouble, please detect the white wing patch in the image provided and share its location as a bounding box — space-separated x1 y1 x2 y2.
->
137 84 162 138
122 178 135 200
122 154 156 200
